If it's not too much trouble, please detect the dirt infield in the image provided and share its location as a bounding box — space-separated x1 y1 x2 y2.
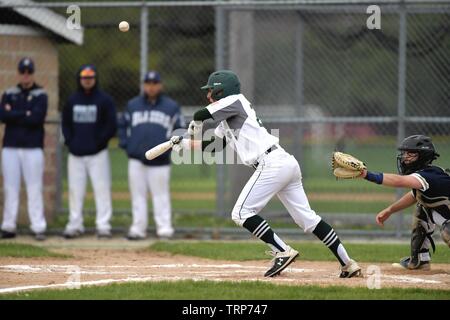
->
1 246 449 294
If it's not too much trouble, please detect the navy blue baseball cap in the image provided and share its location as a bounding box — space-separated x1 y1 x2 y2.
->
144 70 161 83
18 57 35 74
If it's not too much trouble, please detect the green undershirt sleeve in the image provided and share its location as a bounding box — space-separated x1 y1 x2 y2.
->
193 108 213 122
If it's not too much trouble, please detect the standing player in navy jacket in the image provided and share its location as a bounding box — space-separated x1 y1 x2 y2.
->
62 65 117 238
0 58 47 240
119 71 185 239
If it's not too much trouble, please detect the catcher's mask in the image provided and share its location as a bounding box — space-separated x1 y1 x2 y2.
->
397 135 439 175
201 70 240 101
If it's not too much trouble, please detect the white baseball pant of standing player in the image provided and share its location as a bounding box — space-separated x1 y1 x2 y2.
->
127 160 173 238
177 72 362 278
1 148 46 234
64 149 112 235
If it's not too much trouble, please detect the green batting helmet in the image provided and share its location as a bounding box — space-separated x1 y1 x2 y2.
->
201 70 240 100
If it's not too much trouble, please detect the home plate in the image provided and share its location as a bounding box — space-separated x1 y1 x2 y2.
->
392 263 404 269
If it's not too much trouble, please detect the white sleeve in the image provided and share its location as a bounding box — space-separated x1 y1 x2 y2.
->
214 125 225 139
410 173 430 191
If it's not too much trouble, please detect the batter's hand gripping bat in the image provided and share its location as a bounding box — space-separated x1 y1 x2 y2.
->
145 136 184 160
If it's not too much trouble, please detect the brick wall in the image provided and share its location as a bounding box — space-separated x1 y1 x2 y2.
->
0 34 59 227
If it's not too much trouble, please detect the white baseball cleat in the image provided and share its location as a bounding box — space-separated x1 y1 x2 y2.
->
264 246 299 277
339 259 362 278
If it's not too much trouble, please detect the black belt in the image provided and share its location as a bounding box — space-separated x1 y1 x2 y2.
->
252 145 278 169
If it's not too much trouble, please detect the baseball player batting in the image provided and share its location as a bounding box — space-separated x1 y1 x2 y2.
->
170 70 361 278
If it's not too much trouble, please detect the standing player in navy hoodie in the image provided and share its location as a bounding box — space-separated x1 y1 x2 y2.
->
0 58 48 241
62 65 117 239
119 71 185 240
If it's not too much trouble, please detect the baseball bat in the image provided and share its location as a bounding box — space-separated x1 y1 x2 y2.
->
145 140 173 160
144 136 184 160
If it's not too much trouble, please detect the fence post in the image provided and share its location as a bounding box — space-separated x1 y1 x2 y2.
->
140 4 149 90
215 6 226 217
396 6 408 238
228 9 255 208
295 12 305 169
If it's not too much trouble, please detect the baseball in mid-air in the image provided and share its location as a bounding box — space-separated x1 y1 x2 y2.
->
119 21 129 32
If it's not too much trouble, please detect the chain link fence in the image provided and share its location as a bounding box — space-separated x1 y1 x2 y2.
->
1 1 449 237
215 2 450 238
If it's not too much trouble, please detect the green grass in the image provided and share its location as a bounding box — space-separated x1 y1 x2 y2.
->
61 198 216 212
0 243 69 258
49 211 388 230
310 201 391 214
61 197 389 215
2 280 449 300
50 212 237 229
149 241 450 263
260 198 391 214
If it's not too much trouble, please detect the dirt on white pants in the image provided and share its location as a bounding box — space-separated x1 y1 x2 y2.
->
1 147 46 234
65 149 112 233
128 159 173 238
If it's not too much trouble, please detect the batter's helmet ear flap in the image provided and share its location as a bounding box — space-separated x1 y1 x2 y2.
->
215 89 224 99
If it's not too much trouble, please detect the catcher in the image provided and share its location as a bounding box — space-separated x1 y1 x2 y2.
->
332 135 450 270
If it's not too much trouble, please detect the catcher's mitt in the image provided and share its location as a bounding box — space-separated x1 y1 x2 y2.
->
332 151 366 179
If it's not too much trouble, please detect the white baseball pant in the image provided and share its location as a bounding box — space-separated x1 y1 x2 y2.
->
65 149 112 233
1 147 46 233
128 159 173 238
232 148 322 232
